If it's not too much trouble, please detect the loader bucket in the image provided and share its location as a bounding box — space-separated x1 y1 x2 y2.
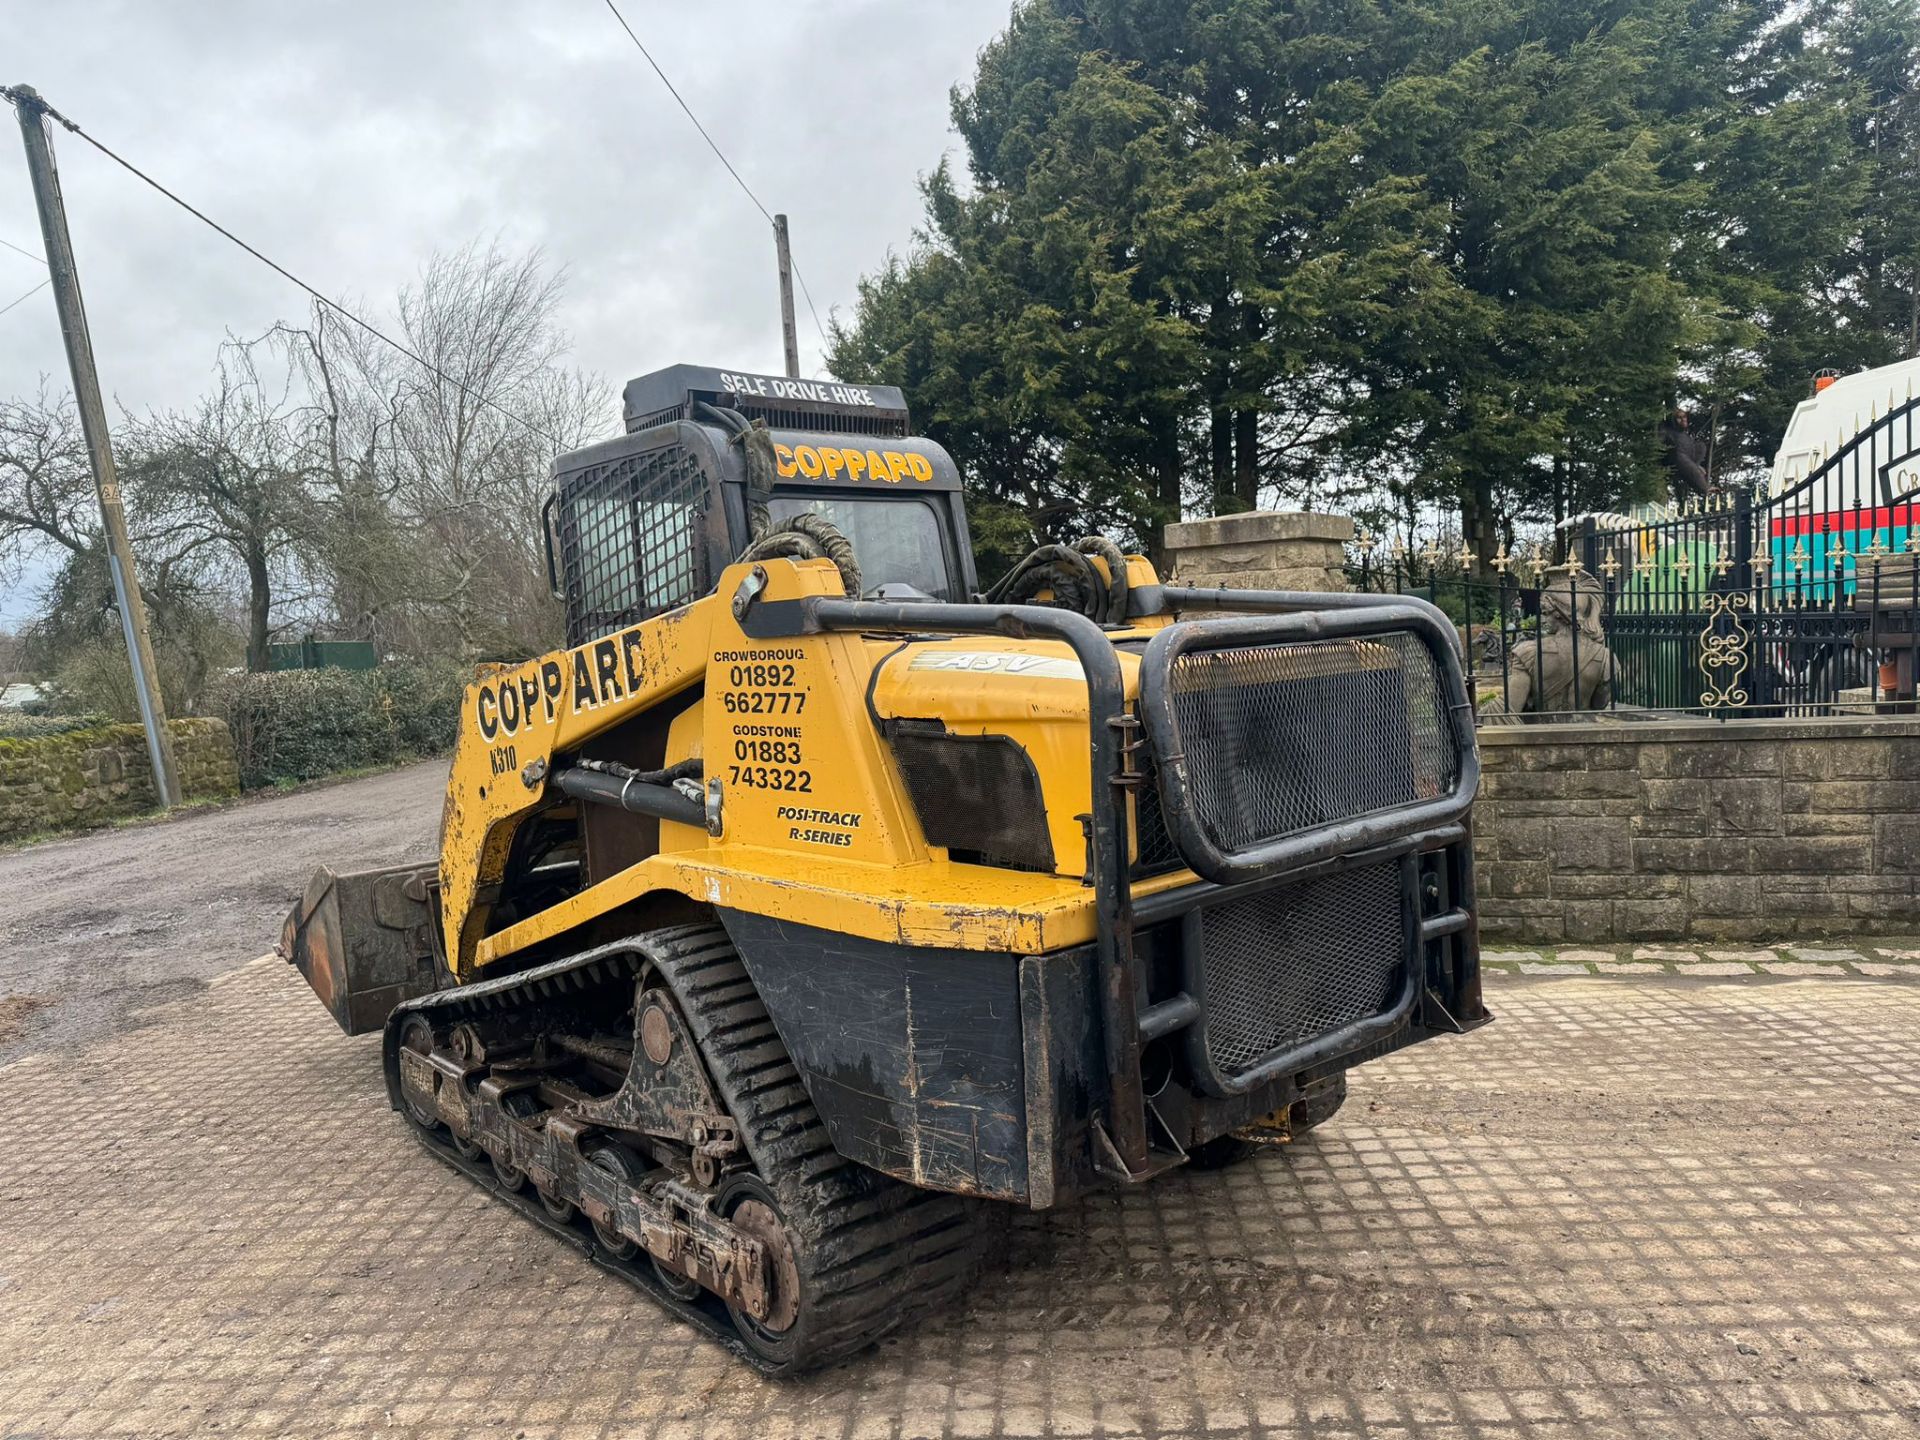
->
279 862 443 1035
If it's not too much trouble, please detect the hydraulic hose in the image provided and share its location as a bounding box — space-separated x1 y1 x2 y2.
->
1074 535 1129 625
986 534 1132 625
695 400 779 539
572 757 703 787
738 513 862 598
555 766 707 830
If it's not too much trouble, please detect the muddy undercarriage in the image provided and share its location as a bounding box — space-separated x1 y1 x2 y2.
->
385 924 996 1373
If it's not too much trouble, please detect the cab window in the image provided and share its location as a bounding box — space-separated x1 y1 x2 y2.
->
559 446 712 644
766 494 957 601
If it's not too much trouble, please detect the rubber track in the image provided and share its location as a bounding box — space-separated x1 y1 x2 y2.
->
384 924 998 1374
652 924 995 1370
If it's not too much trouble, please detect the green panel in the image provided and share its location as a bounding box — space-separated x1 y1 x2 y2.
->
267 640 380 672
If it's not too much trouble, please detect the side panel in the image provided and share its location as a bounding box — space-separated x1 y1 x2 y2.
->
718 908 1031 1202
869 635 1144 878
1018 944 1103 1208
698 571 926 872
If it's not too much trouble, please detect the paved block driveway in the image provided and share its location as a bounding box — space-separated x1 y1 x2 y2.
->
0 770 1916 1438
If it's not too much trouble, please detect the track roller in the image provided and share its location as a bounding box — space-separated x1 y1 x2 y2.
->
381 923 1003 1373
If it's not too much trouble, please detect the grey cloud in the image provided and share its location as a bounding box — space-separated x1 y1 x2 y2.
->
0 0 1005 622
1 0 1002 408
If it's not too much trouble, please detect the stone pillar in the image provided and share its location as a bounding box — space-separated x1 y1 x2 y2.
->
1161 511 1354 593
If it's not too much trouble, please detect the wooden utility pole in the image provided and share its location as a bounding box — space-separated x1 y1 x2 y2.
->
773 213 800 379
11 84 180 806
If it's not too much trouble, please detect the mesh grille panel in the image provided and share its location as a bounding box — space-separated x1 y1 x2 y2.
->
558 443 712 646
1166 632 1459 855
1200 862 1405 1074
1130 752 1185 877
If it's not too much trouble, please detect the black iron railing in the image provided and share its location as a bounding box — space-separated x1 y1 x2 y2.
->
1354 396 1920 722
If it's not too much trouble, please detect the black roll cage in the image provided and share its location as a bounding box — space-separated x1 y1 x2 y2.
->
736 577 1480 1179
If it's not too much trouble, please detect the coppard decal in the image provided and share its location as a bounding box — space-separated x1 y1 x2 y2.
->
476 625 649 737
773 443 934 484
477 665 561 741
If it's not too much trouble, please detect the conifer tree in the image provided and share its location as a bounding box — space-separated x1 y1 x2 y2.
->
830 0 1920 566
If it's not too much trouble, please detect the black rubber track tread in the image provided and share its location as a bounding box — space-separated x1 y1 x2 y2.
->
389 925 999 1373
643 923 998 1371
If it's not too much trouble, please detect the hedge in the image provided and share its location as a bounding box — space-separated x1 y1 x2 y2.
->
0 711 113 740
203 660 470 789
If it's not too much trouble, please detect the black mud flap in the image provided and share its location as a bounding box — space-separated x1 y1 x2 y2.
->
279 861 442 1034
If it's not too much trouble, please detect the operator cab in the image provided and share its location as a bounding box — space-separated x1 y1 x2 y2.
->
545 363 977 645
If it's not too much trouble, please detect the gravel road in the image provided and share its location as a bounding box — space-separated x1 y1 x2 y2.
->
0 761 445 1064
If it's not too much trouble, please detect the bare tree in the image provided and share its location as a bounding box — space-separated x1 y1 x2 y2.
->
0 381 96 577
386 242 606 654
126 339 314 669
0 384 242 710
272 304 412 650
282 241 608 658
4 240 608 697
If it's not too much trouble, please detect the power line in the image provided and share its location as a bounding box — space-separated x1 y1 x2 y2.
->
0 234 46 265
0 275 49 316
0 85 556 444
599 0 769 224
791 266 828 349
599 0 833 357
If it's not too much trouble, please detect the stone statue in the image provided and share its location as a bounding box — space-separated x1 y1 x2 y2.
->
1481 567 1612 719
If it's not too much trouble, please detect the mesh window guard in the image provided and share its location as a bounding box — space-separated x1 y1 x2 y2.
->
558 443 713 645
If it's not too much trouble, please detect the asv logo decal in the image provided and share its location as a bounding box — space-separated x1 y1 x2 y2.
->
907 651 1083 679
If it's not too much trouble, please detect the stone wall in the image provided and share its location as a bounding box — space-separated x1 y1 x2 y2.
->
0 718 240 842
1162 510 1353 592
1475 716 1920 942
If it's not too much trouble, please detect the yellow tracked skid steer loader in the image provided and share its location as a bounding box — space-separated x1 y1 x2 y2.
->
282 363 1487 1371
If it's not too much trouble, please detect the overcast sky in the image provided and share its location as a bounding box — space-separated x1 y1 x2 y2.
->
1 0 1009 622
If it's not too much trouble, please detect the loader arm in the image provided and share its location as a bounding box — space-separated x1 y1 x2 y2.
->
437 598 711 973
